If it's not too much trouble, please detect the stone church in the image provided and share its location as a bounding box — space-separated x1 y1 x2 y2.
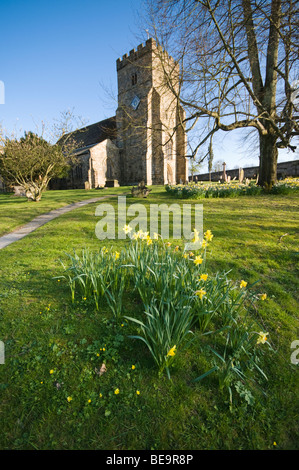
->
52 38 188 189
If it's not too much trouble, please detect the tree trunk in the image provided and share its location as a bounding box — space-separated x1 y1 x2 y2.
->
25 184 43 201
258 132 278 188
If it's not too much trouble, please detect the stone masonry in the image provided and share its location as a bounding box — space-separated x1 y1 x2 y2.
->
116 38 188 186
190 159 299 182
48 38 188 190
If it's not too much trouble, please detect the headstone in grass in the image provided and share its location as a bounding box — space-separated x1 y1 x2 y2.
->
239 168 244 183
222 162 227 182
131 180 151 198
105 179 119 187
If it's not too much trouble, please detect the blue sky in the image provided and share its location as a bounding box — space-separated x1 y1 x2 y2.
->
0 0 297 172
0 0 140 134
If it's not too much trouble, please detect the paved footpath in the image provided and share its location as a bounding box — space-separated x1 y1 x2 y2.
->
0 196 115 250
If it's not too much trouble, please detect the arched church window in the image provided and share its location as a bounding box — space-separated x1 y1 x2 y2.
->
165 139 173 160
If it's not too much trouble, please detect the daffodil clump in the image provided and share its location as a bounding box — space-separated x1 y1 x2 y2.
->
165 177 299 199
58 226 271 389
166 181 262 199
270 177 299 194
193 270 272 405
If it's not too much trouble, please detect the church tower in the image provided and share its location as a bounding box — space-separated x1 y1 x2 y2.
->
116 38 188 186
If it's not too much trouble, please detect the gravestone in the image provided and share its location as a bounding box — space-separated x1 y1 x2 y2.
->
239 168 244 183
222 162 227 182
105 179 119 188
131 181 151 198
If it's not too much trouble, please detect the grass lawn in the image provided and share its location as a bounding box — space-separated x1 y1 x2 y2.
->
0 186 131 237
0 187 298 450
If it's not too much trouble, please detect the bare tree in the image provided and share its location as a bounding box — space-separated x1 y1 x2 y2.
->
189 152 205 180
208 135 215 181
143 0 299 187
51 108 88 152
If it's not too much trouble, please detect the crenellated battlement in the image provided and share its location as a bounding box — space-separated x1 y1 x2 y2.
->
116 38 175 71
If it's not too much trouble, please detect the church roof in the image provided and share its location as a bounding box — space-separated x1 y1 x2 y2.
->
57 116 117 150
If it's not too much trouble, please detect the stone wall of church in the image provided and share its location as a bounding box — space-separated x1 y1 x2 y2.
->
176 105 188 183
116 38 188 186
152 44 179 185
190 159 299 182
89 140 120 188
116 39 155 185
49 152 89 190
74 153 89 189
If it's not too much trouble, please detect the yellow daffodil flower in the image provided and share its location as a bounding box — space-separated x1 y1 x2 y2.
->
141 231 149 240
123 224 132 234
114 388 120 395
204 230 213 242
257 331 269 344
167 345 177 357
194 256 203 265
240 280 247 288
261 293 267 301
195 288 206 300
200 274 208 281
